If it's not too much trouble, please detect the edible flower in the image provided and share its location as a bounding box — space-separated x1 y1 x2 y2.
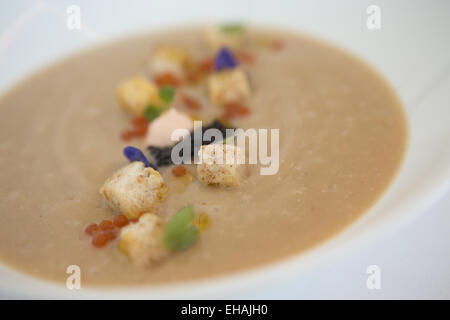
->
193 213 211 232
214 47 238 71
163 206 199 251
123 146 156 169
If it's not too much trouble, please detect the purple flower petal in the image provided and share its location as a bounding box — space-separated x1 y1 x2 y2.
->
214 47 238 71
123 146 157 170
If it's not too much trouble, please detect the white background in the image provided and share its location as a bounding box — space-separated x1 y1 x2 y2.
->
0 0 449 299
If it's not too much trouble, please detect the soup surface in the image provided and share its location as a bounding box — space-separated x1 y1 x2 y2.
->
0 27 407 286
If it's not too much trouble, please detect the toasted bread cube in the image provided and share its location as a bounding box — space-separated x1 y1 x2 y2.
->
204 25 246 51
150 46 191 78
197 143 245 187
100 162 167 220
208 67 250 106
118 213 168 267
117 75 159 115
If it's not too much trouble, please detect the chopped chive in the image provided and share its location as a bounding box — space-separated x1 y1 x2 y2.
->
159 86 175 105
144 104 163 122
220 23 245 34
123 146 157 170
163 206 199 251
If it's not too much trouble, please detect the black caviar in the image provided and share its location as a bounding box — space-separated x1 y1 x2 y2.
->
147 120 233 167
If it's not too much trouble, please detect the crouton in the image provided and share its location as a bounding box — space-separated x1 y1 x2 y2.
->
204 25 247 51
100 162 167 220
197 143 245 187
118 213 168 267
208 67 250 106
149 46 191 78
116 75 159 115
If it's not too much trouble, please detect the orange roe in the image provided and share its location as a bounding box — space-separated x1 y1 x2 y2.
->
154 72 180 87
85 215 132 248
223 102 251 120
181 94 201 111
113 214 129 228
172 165 187 177
198 57 214 72
85 223 99 236
103 230 117 241
186 57 214 84
99 220 114 231
131 115 148 128
92 233 109 248
185 70 201 84
271 40 284 51
129 217 140 224
132 123 148 137
120 116 149 141
120 129 136 141
237 51 256 64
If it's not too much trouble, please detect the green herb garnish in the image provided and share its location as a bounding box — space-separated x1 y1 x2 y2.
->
143 87 174 121
159 86 175 105
220 23 245 34
163 206 199 251
144 104 164 121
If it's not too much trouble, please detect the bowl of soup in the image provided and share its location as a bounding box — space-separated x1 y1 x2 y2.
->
0 1 449 299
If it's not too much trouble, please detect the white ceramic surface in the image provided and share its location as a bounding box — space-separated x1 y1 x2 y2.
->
0 0 449 299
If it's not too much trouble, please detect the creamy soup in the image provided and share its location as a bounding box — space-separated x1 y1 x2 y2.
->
0 27 407 286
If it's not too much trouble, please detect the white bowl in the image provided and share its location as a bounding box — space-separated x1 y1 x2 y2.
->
1 0 449 299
